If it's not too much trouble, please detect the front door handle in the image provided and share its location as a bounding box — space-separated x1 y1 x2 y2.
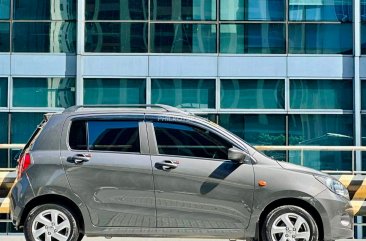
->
71 154 91 164
155 160 179 171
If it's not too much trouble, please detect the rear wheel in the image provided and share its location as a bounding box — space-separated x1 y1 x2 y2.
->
24 204 80 241
261 205 318 241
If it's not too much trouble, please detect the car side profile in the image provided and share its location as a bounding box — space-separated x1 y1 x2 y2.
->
10 105 353 241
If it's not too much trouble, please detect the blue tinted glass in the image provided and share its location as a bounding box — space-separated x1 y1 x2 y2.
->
151 0 216 20
85 22 148 53
362 0 366 21
13 78 76 108
88 121 140 153
0 23 10 52
86 0 148 20
152 79 215 109
290 79 353 109
13 22 76 53
84 78 146 105
14 0 76 20
151 24 217 53
220 0 285 21
11 112 45 144
0 0 10 19
0 78 7 107
289 0 352 22
289 23 353 54
362 23 366 54
289 114 353 171
363 80 366 110
0 113 8 168
221 79 285 109
220 24 285 54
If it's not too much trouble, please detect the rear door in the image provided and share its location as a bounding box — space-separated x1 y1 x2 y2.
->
147 118 254 230
61 116 156 227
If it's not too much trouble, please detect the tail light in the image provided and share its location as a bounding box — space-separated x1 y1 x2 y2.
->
17 153 31 179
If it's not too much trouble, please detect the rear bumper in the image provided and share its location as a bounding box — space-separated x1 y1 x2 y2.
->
312 189 354 240
10 174 35 228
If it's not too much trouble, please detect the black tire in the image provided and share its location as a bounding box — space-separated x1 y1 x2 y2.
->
77 233 85 241
261 205 318 241
24 204 80 241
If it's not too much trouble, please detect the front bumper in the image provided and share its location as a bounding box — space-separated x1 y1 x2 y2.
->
312 189 354 240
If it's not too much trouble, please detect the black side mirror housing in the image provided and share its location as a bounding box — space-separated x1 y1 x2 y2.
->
228 147 249 163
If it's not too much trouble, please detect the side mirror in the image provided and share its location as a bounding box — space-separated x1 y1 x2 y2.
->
228 147 249 163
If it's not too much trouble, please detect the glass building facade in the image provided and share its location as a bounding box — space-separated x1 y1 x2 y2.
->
0 0 365 235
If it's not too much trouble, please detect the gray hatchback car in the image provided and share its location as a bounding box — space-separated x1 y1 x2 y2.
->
10 105 353 241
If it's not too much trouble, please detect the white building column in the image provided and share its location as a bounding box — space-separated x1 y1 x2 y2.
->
76 0 85 105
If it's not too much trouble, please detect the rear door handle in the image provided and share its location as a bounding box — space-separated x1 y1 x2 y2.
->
71 154 91 164
155 160 179 171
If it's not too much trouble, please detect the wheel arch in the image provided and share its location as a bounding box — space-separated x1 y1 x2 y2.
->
20 194 85 234
258 198 324 241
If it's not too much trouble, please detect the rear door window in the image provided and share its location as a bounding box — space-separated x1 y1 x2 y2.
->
69 120 141 153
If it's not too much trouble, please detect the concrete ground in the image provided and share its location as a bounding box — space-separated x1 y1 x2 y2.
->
0 236 357 241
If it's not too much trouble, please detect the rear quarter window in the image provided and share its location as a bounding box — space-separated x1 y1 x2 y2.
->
69 120 87 150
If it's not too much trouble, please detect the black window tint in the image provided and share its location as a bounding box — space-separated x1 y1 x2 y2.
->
69 121 87 150
88 121 140 153
154 122 232 160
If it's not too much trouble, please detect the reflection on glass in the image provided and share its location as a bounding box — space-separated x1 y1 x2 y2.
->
11 112 45 143
152 79 215 108
13 0 76 20
363 80 366 110
84 78 146 105
289 23 353 54
13 78 76 108
86 0 148 20
289 0 352 22
0 0 10 19
13 22 76 53
219 114 286 145
220 0 285 21
0 113 7 168
151 24 216 53
151 0 216 20
0 23 10 52
290 79 353 109
362 23 366 54
85 22 148 53
0 78 7 107
289 114 353 171
220 24 285 54
221 79 285 109
362 0 366 21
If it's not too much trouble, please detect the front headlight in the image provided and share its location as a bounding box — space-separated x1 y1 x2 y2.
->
314 175 350 199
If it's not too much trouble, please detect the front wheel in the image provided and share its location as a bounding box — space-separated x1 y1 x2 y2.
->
24 204 80 241
261 205 319 241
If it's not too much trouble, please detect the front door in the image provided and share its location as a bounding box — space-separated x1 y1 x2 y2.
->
61 117 156 227
147 120 254 230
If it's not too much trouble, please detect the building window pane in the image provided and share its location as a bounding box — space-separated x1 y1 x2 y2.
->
0 113 8 168
88 121 140 153
150 23 217 53
11 112 45 144
220 24 285 54
13 22 76 53
220 0 285 21
289 114 353 171
0 0 10 19
221 79 285 109
13 0 76 20
290 79 353 109
13 78 75 108
289 0 352 22
86 0 148 20
152 79 215 109
362 23 366 54
0 78 7 107
84 78 146 105
151 0 216 21
0 23 10 52
362 115 366 170
85 22 148 53
289 23 353 54
362 80 366 110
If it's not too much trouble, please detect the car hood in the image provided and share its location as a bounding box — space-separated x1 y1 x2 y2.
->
276 161 328 177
